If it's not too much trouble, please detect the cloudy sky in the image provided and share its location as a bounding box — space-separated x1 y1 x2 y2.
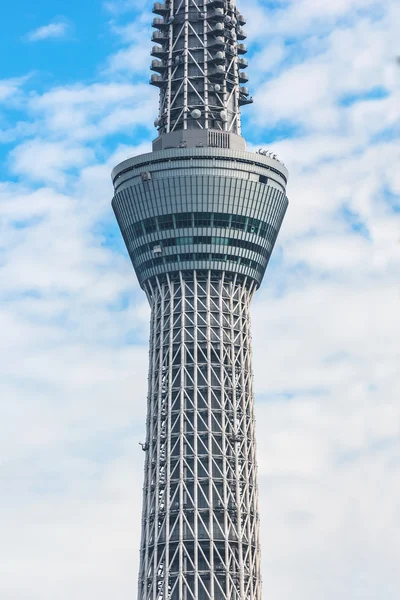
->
1 0 399 598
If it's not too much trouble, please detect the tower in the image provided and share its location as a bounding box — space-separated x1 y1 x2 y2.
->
111 2 289 599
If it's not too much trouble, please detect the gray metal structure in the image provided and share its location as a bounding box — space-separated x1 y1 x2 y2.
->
111 2 289 599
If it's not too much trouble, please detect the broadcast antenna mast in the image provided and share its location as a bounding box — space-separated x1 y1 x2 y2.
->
111 1 289 599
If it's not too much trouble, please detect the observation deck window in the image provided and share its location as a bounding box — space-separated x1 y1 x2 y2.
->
177 236 193 246
194 253 210 261
231 215 247 231
136 235 270 256
211 253 226 261
213 213 230 228
247 218 259 234
158 215 174 230
137 253 264 273
143 217 157 234
175 213 193 228
134 223 144 237
212 236 229 246
195 235 212 244
162 238 177 248
125 211 281 246
194 213 212 227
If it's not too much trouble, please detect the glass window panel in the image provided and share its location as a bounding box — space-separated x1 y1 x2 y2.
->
134 223 144 237
158 215 174 231
194 213 211 227
194 253 209 261
162 238 177 248
143 217 157 234
211 253 226 261
175 213 193 229
213 213 230 228
177 236 193 246
247 218 259 234
194 236 212 245
231 215 247 231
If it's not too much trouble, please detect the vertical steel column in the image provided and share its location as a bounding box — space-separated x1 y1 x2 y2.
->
167 0 174 133
205 272 215 599
179 272 185 600
183 0 189 131
203 0 209 130
193 270 199 600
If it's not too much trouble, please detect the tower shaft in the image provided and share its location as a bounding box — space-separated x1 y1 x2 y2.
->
140 273 260 600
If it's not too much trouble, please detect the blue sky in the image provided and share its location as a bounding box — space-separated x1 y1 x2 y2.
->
1 1 400 599
0 1 109 79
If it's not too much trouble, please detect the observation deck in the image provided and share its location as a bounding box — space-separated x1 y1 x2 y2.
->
112 146 288 289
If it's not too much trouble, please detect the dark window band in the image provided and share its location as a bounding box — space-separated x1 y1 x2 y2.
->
133 235 274 260
125 211 279 242
138 253 265 273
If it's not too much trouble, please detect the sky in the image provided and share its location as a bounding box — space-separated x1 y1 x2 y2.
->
0 0 399 599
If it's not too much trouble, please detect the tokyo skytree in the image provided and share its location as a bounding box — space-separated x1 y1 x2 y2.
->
111 1 289 599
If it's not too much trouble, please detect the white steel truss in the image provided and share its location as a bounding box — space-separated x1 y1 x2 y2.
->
151 0 252 136
139 271 261 600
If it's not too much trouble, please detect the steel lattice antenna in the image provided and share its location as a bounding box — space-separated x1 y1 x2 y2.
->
151 0 251 145
111 1 289 599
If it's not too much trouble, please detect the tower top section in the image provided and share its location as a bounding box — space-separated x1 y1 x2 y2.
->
150 0 252 152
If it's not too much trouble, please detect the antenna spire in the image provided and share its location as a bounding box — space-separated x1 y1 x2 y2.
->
150 0 252 151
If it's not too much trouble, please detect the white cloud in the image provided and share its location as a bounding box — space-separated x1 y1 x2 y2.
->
25 20 70 42
244 0 384 38
106 42 152 73
0 75 30 104
105 13 153 74
22 82 157 145
9 139 94 184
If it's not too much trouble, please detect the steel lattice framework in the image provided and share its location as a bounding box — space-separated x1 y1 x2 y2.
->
151 0 251 138
111 0 289 598
140 272 260 600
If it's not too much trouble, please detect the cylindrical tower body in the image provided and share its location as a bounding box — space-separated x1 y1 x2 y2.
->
139 272 259 600
112 1 289 598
